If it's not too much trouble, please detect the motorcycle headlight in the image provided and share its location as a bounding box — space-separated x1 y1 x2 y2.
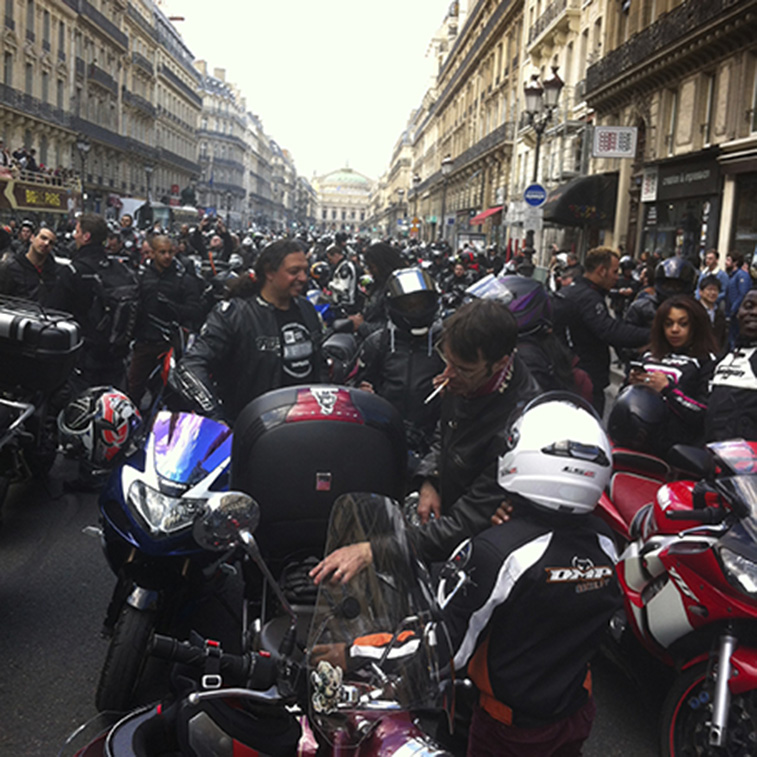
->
720 546 757 596
128 480 204 535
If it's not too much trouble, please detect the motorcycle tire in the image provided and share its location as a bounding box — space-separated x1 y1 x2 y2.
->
661 661 757 757
95 605 156 712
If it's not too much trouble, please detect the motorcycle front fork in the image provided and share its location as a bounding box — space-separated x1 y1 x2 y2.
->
708 631 738 748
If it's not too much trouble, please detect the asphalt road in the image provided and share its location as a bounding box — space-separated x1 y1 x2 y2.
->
0 454 659 756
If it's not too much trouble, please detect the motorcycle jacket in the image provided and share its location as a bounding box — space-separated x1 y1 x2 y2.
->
624 290 660 330
172 293 324 422
560 277 649 390
440 504 621 727
354 319 445 448
134 258 204 343
705 344 757 442
412 355 540 563
633 350 715 446
0 249 58 304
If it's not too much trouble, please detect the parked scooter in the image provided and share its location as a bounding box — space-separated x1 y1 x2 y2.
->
60 491 453 756
608 440 757 756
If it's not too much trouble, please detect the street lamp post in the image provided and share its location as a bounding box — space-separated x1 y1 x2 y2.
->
76 135 91 211
412 173 421 238
440 155 453 244
522 66 564 266
397 188 405 238
144 162 154 203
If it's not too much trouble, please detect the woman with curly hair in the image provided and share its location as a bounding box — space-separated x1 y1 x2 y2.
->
626 294 717 446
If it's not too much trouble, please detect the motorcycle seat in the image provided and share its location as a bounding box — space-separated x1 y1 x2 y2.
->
611 446 671 478
608 471 663 529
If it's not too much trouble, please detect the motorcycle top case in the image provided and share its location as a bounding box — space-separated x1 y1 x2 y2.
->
232 385 407 563
0 295 82 392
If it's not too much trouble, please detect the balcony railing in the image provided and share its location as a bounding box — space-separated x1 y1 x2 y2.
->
527 0 579 47
79 0 128 49
71 116 126 150
158 148 199 176
126 4 158 41
88 63 117 96
0 82 71 127
122 88 156 119
131 51 154 77
586 0 745 99
158 64 202 108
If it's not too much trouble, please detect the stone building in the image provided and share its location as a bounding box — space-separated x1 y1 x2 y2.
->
314 167 374 235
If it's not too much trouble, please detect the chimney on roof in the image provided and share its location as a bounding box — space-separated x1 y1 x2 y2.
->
194 60 207 76
213 68 226 82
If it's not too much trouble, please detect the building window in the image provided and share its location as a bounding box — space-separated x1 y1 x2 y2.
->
42 8 49 44
26 0 33 38
41 70 48 102
3 52 11 86
25 62 32 95
58 19 64 53
666 88 678 156
702 72 715 146
322 209 327 220
56 78 63 108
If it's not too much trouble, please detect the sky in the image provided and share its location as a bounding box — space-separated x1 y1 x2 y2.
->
159 0 453 181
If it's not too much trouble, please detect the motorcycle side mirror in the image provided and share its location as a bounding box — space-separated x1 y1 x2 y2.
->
667 444 715 481
193 491 260 552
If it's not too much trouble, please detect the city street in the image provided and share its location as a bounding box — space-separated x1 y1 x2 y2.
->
0 452 661 756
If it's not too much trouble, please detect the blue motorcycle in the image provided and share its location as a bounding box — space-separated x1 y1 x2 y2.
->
94 410 234 712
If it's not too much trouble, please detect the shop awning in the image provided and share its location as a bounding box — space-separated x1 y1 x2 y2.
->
542 173 618 228
470 206 503 225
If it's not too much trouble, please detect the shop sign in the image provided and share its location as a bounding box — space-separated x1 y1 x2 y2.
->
641 168 658 203
593 126 638 159
656 160 720 201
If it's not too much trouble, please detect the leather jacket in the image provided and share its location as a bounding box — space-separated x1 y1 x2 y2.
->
134 259 204 342
412 355 540 563
0 249 58 304
172 293 325 423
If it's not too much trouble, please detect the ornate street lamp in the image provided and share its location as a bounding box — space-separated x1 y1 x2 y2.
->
440 155 453 243
76 134 91 211
412 173 421 238
144 162 154 203
397 188 405 237
523 66 564 266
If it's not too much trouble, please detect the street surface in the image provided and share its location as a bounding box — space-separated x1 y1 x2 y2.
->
0 453 658 756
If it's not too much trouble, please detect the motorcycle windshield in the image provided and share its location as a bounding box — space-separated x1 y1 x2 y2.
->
708 440 757 475
150 411 232 486
306 492 448 748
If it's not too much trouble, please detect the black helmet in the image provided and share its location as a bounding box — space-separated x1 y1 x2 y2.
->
654 257 697 299
335 231 349 246
466 274 552 335
386 267 439 332
608 385 670 455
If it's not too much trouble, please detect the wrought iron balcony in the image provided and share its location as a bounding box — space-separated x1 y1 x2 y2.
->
79 0 128 49
88 63 117 96
455 121 516 170
122 88 156 119
126 4 158 41
123 137 159 162
528 0 579 48
131 51 154 77
158 148 200 176
71 116 126 150
586 0 749 102
0 83 71 127
158 65 202 108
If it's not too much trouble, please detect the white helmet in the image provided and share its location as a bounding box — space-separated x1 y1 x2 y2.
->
498 393 611 515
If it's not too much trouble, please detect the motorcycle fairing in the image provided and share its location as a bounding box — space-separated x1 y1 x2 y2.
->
151 411 232 487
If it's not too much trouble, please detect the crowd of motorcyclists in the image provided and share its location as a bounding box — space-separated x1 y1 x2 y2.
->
4 209 757 755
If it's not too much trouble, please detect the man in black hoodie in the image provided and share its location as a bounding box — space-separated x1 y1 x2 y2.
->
0 225 58 304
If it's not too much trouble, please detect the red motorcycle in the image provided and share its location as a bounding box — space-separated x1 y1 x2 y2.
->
606 439 757 756
60 491 454 756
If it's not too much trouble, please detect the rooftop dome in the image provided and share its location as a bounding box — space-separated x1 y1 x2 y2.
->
319 167 373 187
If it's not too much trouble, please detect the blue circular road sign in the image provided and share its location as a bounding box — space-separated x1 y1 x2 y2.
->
524 183 548 207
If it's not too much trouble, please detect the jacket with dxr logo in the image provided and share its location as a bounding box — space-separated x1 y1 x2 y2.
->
440 505 621 727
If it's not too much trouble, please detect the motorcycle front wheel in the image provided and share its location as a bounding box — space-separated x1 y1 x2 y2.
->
95 605 156 712
661 662 757 757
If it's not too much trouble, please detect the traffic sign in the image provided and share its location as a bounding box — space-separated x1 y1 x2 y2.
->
524 183 547 208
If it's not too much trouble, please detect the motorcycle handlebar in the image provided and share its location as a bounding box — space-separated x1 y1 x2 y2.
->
664 507 725 524
149 634 278 690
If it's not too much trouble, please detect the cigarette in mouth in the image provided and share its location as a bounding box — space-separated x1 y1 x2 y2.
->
424 378 449 404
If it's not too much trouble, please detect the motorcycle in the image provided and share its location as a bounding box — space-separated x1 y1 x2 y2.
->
94 385 407 714
612 439 757 756
0 296 82 516
93 409 235 712
61 490 454 756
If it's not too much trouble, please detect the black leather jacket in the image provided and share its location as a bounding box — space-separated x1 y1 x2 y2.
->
172 293 325 423
705 344 757 442
134 259 204 342
412 355 540 563
0 249 58 304
560 277 649 390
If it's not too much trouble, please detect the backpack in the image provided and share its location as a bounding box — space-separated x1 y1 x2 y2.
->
85 258 139 351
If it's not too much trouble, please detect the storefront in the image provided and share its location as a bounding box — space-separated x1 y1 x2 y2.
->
640 152 721 264
718 141 757 260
